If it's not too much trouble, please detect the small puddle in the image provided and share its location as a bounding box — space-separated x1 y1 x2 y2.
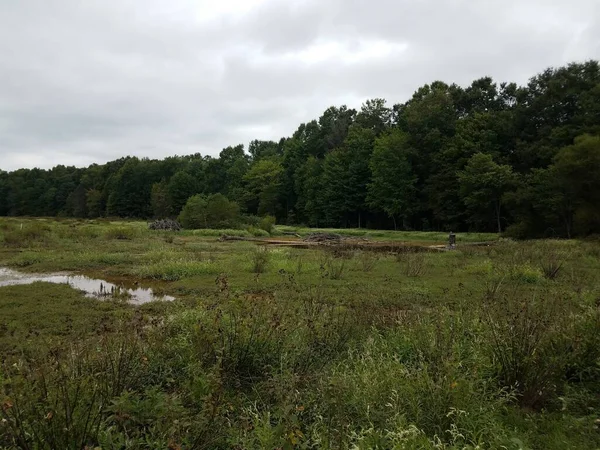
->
0 267 175 305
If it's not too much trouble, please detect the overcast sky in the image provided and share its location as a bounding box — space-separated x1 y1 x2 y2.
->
0 0 598 171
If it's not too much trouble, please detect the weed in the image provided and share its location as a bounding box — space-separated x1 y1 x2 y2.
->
355 251 378 272
537 245 567 280
321 257 346 279
482 290 573 409
250 246 271 273
404 253 427 277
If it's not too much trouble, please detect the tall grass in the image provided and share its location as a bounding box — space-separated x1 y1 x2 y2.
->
1 218 600 449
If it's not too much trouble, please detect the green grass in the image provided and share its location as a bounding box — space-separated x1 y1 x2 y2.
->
0 217 599 449
0 282 133 356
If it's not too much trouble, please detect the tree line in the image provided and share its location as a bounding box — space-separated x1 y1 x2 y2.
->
1 61 599 237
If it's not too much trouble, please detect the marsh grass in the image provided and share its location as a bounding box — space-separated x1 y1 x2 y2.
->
250 246 271 273
104 226 139 240
2 222 54 247
482 289 574 409
1 218 600 449
320 256 346 279
399 252 428 277
354 250 378 272
136 260 220 281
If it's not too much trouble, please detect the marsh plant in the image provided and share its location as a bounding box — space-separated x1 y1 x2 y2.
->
321 256 346 280
404 252 428 277
1 218 600 449
355 250 378 272
250 246 271 273
482 290 573 408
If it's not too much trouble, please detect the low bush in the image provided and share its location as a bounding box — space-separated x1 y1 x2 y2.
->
258 215 276 234
250 247 271 273
482 290 574 408
247 226 270 237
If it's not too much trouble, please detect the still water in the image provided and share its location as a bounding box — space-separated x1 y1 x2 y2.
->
0 267 174 305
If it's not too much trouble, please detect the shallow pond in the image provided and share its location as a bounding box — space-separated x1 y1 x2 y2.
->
0 267 175 305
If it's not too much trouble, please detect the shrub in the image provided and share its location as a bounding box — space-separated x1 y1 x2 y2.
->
247 226 270 237
503 222 531 240
251 247 271 273
179 194 240 229
482 290 573 408
258 215 276 234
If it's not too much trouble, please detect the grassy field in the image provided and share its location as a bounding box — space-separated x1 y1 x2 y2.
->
0 218 599 449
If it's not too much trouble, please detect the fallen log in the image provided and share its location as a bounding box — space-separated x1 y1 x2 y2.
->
218 235 264 242
282 231 302 238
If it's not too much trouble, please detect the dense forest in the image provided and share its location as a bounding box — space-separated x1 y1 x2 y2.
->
1 61 599 237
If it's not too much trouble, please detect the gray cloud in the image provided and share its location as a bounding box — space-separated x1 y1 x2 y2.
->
0 0 598 171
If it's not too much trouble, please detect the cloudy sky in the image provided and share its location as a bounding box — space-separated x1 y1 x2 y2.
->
1 0 598 171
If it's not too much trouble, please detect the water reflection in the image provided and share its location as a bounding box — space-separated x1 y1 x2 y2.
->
0 267 174 305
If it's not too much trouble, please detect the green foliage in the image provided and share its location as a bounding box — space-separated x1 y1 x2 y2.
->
368 128 417 229
552 135 600 235
258 215 276 234
178 193 240 229
106 158 156 218
150 179 172 218
168 171 199 215
85 189 103 218
243 159 284 216
459 153 516 233
247 226 270 237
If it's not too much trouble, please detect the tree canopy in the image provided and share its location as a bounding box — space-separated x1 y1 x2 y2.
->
1 61 600 237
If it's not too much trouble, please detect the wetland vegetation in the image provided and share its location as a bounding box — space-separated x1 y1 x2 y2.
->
0 218 599 449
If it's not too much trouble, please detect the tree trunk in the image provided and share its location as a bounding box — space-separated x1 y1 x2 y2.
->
392 215 397 231
495 201 502 233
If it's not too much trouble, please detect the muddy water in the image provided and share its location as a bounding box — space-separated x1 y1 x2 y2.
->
0 267 174 305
